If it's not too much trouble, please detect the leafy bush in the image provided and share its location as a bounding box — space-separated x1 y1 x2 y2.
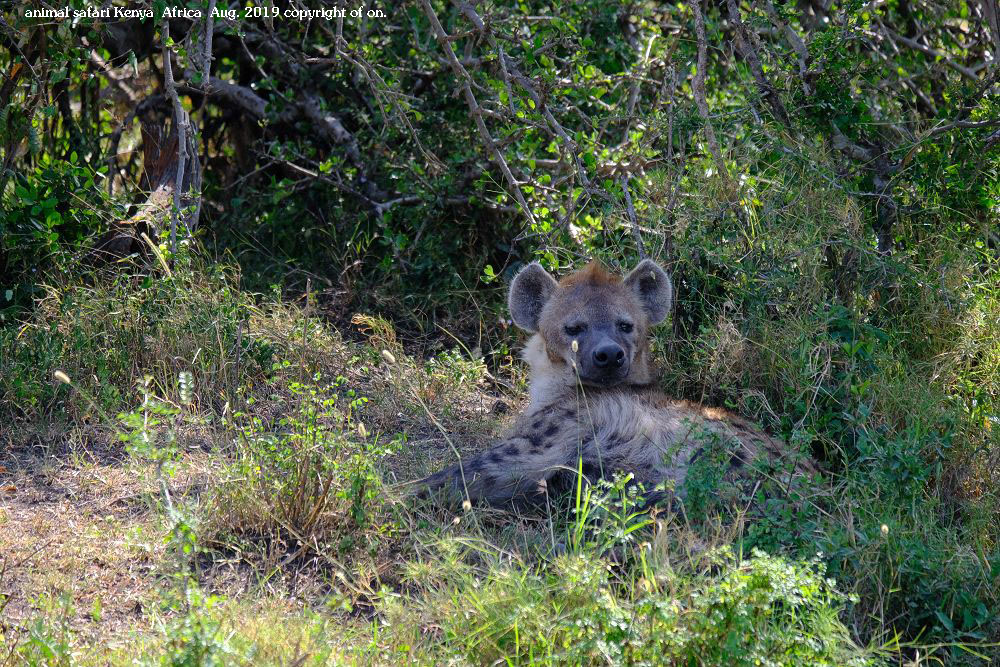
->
2 0 999 661
1 155 120 322
203 376 397 561
384 539 875 666
0 259 272 430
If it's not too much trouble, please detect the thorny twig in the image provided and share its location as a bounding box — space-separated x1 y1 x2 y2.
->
691 0 728 181
420 0 537 227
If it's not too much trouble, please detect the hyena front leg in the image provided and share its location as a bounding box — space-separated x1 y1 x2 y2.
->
419 433 574 505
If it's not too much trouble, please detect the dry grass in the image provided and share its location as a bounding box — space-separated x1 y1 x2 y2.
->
0 299 524 664
0 451 168 645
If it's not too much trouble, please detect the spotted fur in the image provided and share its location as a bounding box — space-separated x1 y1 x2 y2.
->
419 259 815 506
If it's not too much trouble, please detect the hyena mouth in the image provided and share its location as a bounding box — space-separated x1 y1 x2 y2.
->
579 369 630 387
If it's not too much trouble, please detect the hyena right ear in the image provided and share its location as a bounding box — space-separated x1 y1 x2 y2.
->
625 258 673 324
508 262 558 332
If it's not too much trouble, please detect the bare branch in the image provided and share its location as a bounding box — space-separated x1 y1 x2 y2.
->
202 0 216 94
300 97 364 167
89 49 139 103
884 28 980 81
419 0 537 227
620 175 647 259
830 125 875 163
726 0 791 127
190 0 216 233
162 19 188 254
761 0 811 95
453 1 599 197
926 117 1000 138
691 0 729 180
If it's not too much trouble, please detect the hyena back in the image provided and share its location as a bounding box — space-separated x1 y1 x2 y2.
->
419 259 815 505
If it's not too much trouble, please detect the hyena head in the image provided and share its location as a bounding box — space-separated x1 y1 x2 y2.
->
508 259 673 403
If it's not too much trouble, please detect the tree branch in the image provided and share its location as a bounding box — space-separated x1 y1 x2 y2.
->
89 49 139 104
620 175 647 259
419 0 537 227
162 20 188 254
884 28 980 81
761 0 811 96
726 0 791 127
691 0 729 180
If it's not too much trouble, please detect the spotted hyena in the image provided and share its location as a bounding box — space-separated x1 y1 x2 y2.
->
420 259 816 506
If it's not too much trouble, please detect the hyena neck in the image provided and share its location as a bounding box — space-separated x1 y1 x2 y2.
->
521 333 658 411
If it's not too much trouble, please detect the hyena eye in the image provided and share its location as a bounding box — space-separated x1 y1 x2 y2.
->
617 321 634 333
564 323 586 336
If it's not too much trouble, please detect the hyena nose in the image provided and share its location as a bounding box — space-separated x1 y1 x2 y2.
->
593 342 625 369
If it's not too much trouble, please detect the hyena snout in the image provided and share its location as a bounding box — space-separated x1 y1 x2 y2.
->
580 336 629 385
592 340 625 369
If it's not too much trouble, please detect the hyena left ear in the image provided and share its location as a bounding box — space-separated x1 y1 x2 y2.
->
508 262 559 332
625 259 673 324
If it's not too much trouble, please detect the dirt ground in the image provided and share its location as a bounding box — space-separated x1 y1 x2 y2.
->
0 361 519 656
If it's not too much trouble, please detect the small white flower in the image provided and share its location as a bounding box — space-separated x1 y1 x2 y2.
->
880 524 889 537
380 349 397 365
53 371 72 385
571 339 579 353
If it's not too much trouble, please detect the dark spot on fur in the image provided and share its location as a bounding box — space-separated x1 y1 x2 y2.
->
467 460 484 473
489 452 503 464
532 419 544 429
730 451 745 468
580 462 600 481
527 436 543 454
544 424 559 438
689 447 706 465
505 444 520 456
